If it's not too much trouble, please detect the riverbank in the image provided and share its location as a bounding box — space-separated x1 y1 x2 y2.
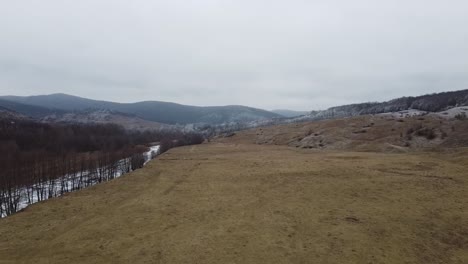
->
1 145 160 218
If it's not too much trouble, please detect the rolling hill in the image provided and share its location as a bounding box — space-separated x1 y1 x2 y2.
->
0 94 282 124
41 110 174 131
2 115 467 263
296 89 468 122
0 108 30 121
0 98 64 118
271 109 309 117
217 113 468 151
2 89 468 130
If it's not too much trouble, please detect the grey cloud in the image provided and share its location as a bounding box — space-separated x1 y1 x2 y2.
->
0 0 467 110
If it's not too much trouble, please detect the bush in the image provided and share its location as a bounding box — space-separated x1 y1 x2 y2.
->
159 132 204 154
415 128 437 140
406 128 414 135
441 131 448 139
455 112 467 120
130 153 145 170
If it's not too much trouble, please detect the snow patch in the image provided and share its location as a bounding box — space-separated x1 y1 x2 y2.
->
1 145 160 218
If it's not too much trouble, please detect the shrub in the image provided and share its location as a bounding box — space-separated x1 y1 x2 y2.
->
159 132 204 154
130 153 145 170
441 131 448 139
415 128 437 140
455 112 467 120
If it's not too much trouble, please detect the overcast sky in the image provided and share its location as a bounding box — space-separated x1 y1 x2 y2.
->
1 0 468 110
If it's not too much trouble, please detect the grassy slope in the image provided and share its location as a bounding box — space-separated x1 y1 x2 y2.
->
217 114 468 151
0 143 467 264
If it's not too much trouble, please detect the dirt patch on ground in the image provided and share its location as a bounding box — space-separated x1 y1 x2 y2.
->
0 143 467 263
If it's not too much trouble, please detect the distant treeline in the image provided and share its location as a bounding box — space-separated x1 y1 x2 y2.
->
2 120 158 153
0 120 204 216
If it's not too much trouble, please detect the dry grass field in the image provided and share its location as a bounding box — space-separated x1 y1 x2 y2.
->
1 141 467 263
216 115 468 151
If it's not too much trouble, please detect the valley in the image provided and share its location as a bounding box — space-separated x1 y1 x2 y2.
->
1 115 467 263
2 2 468 262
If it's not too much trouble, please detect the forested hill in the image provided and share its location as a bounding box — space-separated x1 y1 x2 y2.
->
0 99 64 118
2 89 467 126
300 89 468 121
0 94 281 124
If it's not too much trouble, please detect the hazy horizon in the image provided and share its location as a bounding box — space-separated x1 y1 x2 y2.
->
2 88 468 112
1 1 468 111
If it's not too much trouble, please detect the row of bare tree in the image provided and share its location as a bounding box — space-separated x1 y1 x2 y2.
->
0 147 147 217
0 119 204 217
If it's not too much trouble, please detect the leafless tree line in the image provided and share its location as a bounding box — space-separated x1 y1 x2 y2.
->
0 119 204 217
0 147 147 217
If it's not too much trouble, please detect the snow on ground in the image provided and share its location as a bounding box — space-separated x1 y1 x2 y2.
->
144 145 160 165
432 106 468 119
376 107 468 119
1 145 160 218
377 109 428 118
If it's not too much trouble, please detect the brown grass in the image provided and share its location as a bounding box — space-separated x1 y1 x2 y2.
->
1 143 467 263
216 115 468 151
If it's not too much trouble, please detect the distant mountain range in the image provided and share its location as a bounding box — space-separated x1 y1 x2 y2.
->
1 89 467 128
0 98 65 118
0 94 282 124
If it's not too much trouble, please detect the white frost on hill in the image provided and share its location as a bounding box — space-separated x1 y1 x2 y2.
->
377 109 428 118
433 106 468 119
